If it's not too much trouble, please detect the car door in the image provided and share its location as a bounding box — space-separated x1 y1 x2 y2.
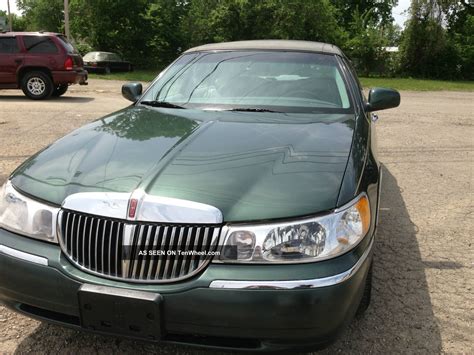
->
108 53 123 71
22 35 60 70
0 36 22 85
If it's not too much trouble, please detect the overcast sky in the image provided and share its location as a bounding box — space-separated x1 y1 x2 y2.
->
393 0 411 27
0 0 19 15
1 0 412 27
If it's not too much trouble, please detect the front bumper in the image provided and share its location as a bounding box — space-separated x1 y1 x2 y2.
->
0 228 373 352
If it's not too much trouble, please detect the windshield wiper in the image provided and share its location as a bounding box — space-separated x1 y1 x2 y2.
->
226 108 283 113
140 101 186 109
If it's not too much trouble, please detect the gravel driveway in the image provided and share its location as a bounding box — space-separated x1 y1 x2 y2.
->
0 81 472 354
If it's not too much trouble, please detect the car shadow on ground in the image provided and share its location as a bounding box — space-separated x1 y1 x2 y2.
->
0 95 94 103
319 165 442 354
13 166 441 354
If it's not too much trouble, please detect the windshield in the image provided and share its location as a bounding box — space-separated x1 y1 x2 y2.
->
141 51 353 113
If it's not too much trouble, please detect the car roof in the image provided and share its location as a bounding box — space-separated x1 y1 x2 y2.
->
0 31 61 37
184 40 343 56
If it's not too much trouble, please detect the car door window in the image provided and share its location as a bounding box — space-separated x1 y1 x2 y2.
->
23 36 58 54
107 53 121 61
0 38 19 53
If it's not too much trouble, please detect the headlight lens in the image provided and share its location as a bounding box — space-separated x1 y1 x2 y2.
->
0 181 59 243
218 194 370 263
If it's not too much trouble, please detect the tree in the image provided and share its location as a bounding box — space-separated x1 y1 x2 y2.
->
145 0 190 67
69 0 152 67
445 1 474 79
399 0 472 79
345 8 389 76
183 0 345 48
331 0 399 28
0 10 27 31
17 0 64 32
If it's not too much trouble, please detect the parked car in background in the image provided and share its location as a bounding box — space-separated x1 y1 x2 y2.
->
0 40 400 351
83 51 133 74
0 32 87 99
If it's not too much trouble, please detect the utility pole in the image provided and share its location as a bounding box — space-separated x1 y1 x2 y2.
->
64 0 71 40
7 0 13 31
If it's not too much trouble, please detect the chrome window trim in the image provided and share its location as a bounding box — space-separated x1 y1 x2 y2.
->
0 244 48 266
209 237 373 289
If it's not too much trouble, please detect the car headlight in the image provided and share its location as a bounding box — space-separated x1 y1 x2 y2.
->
0 181 59 243
217 193 370 263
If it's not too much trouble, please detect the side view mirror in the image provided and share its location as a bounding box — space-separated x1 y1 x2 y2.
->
365 87 400 112
122 82 143 102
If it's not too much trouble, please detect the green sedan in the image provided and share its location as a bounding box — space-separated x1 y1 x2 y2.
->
0 40 400 352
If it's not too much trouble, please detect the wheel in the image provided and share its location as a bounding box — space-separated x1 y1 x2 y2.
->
356 260 373 317
105 66 111 74
21 71 53 100
52 84 68 97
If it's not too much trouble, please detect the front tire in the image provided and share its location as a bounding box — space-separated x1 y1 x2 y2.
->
21 71 53 100
52 84 68 97
356 260 373 316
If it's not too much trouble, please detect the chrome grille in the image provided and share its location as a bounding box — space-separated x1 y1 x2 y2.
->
58 210 220 283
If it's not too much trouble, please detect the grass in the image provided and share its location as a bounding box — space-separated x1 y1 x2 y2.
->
89 69 158 82
359 77 474 91
90 70 474 91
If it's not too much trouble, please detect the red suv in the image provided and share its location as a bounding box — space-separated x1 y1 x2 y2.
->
0 32 88 100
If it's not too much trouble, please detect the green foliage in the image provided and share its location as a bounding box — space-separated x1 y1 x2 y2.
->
74 42 93 56
145 0 190 66
69 0 152 67
0 10 27 31
331 0 398 28
11 0 472 80
359 77 474 91
399 0 473 80
89 69 159 81
445 5 473 80
344 9 389 76
17 0 64 32
183 0 345 47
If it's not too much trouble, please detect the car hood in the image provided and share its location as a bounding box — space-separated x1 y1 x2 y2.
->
11 106 355 222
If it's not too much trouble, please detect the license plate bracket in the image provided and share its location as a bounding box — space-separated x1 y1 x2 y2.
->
78 284 162 341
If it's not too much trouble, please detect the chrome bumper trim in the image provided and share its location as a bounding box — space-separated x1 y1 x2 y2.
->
0 245 48 266
209 238 374 289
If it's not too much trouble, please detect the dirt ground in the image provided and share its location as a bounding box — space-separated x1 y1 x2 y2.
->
0 80 472 354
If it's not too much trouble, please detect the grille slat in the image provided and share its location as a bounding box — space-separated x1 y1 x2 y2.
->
171 228 185 278
59 210 219 283
180 227 193 277
154 226 168 280
162 226 176 279
64 212 71 253
140 227 152 279
147 226 160 280
131 225 145 279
